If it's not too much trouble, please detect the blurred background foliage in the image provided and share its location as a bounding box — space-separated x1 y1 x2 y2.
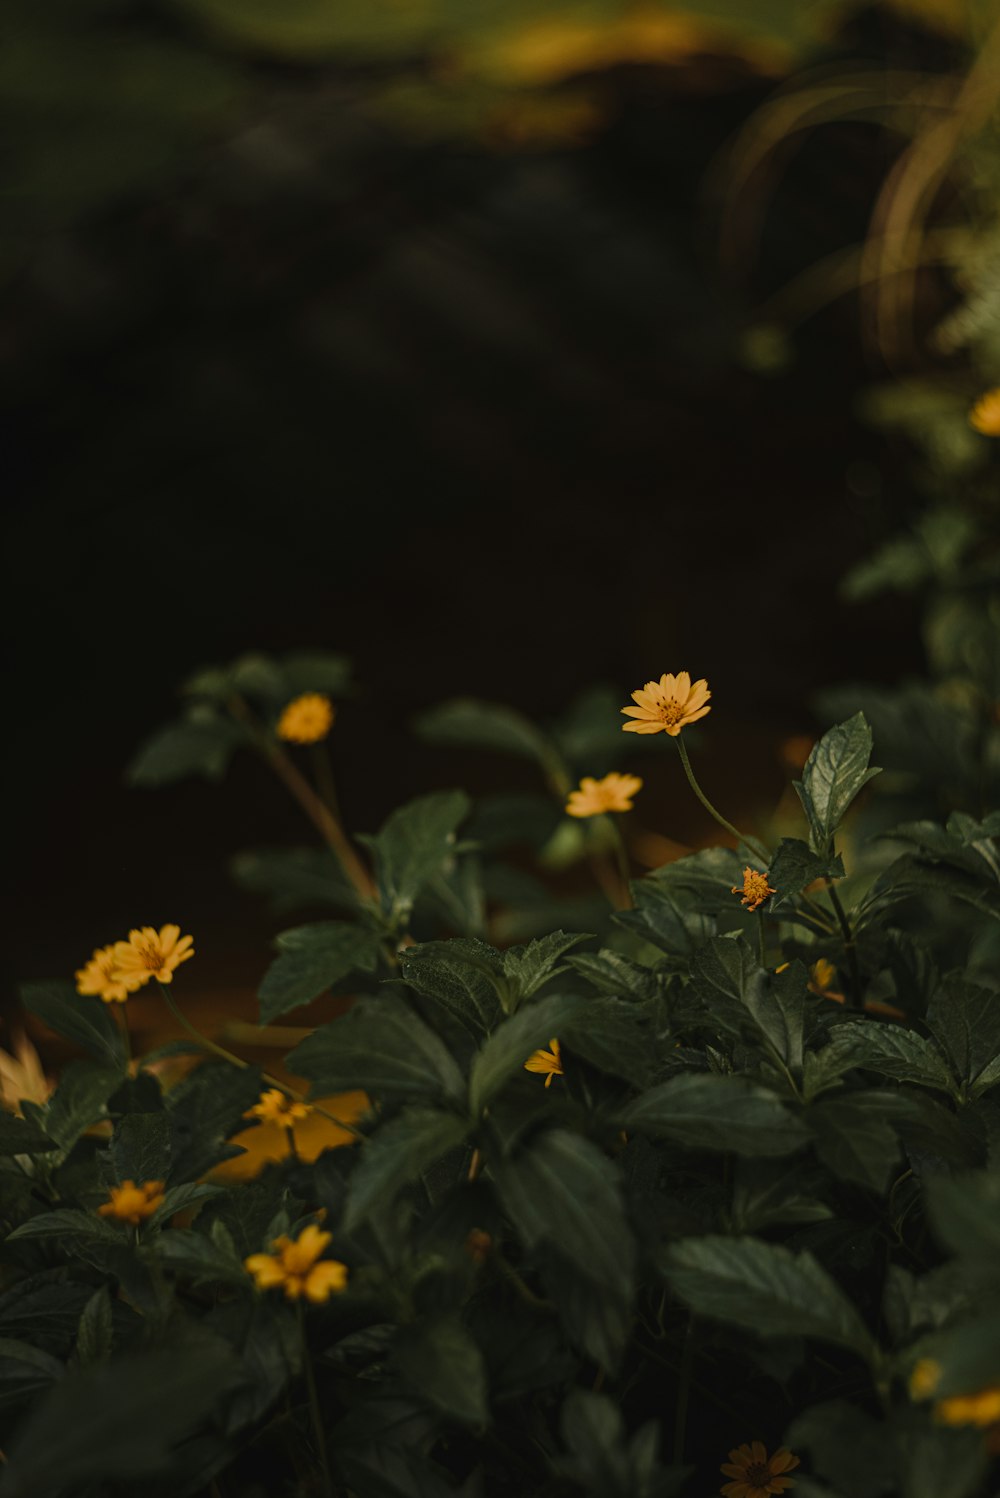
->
3 0 998 998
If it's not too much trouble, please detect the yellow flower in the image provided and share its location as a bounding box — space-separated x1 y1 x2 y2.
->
97 1179 166 1226
969 387 1000 437
244 1088 312 1125
732 867 776 912
524 1038 563 1087
935 1385 1000 1428
566 772 643 818
75 943 136 1004
244 1223 348 1302
277 693 335 744
111 926 194 991
621 672 711 736
810 958 836 990
910 1358 942 1400
0 1034 54 1114
720 1441 800 1497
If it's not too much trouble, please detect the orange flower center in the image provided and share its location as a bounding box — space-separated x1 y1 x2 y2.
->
659 699 684 726
136 941 165 971
746 1464 770 1488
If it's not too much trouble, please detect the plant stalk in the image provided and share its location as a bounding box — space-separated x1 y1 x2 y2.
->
297 1299 335 1498
673 739 770 862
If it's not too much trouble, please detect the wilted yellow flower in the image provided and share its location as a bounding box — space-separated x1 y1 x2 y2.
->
245 1223 348 1302
0 1034 54 1114
621 672 711 736
112 926 194 991
566 772 643 818
524 1038 563 1088
75 944 136 1004
935 1385 1000 1429
720 1441 799 1497
910 1358 942 1400
244 1088 312 1125
277 693 335 744
732 867 776 912
969 388 1000 437
98 1179 166 1226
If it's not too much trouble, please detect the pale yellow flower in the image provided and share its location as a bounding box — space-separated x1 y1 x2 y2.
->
969 388 1000 437
935 1385 1000 1428
97 1179 166 1226
910 1358 942 1400
75 943 136 1004
566 772 643 818
720 1441 800 1497
524 1038 563 1088
112 926 194 991
244 1088 312 1125
732 867 776 912
277 693 335 744
245 1223 348 1302
621 672 711 736
0 1034 54 1114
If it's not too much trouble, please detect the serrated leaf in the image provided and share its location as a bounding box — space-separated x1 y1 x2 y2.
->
148 1182 222 1230
619 1073 809 1156
74 1288 113 1366
166 1061 263 1183
288 994 466 1104
642 846 746 914
0 1338 64 1414
154 1229 249 1287
768 839 844 911
615 882 703 955
562 997 654 1085
398 938 505 1037
927 978 1000 1099
257 921 383 1021
794 713 881 857
663 1235 874 1359
109 1112 173 1185
501 930 591 1005
0 1114 56 1156
6 1211 132 1269
393 1314 488 1427
368 790 471 919
807 1093 904 1192
469 992 583 1114
40 1062 122 1152
491 1129 635 1303
344 1108 470 1230
822 1021 956 1095
566 950 661 1001
730 1159 833 1233
693 939 805 1067
926 1171 1000 1265
127 713 245 787
20 981 125 1069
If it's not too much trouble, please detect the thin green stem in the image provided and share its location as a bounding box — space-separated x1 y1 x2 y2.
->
297 1299 335 1498
603 815 633 908
673 739 769 861
155 983 365 1139
672 1315 696 1466
826 880 863 1011
756 911 767 968
115 1004 131 1067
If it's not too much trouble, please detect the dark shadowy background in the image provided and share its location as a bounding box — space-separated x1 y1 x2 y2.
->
4 1 950 1005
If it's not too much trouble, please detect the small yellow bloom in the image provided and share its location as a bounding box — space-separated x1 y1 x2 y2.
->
244 1088 312 1125
111 926 194 991
524 1038 563 1088
969 388 1000 437
566 772 643 818
621 672 711 736
0 1034 54 1114
732 867 776 912
910 1358 942 1400
75 944 136 1004
98 1179 166 1226
720 1441 800 1497
244 1223 348 1302
935 1385 1000 1429
277 693 335 744
810 958 836 991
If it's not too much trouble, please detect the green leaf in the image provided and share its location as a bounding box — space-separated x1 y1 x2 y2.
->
0 1344 246 1498
619 1074 809 1156
562 998 654 1086
0 1114 56 1156
692 939 805 1067
566 950 661 1002
794 713 881 857
20 981 125 1068
148 1182 222 1230
344 1108 470 1230
6 1211 132 1270
642 845 746 914
807 1092 904 1192
469 993 583 1114
367 790 471 920
501 930 592 1005
288 994 466 1104
615 883 703 955
730 1159 833 1233
110 1111 173 1185
399 937 505 1037
257 921 383 1021
413 697 566 783
154 1229 248 1287
231 846 357 913
74 1287 114 1367
0 1338 64 1414
822 1021 956 1096
786 1400 896 1498
663 1235 875 1359
491 1129 635 1303
127 711 245 786
393 1313 488 1427
767 838 844 911
166 1061 263 1183
926 1171 1000 1265
927 977 1000 1099
40 1062 122 1152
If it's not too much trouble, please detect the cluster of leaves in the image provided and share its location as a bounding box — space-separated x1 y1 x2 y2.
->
3 639 1000 1497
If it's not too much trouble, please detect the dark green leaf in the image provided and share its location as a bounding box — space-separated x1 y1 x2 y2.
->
562 998 654 1086
893 1412 987 1498
469 993 583 1113
20 981 125 1068
127 712 245 787
566 950 661 1002
786 1400 895 1498
807 1093 904 1192
393 1313 488 1427
110 1111 173 1185
730 1159 833 1233
74 1287 114 1366
663 1235 874 1358
148 1182 222 1229
5 1211 132 1274
927 977 1000 1098
822 1021 956 1095
166 1060 262 1183
642 846 746 914
368 790 471 920
615 882 704 955
399 938 504 1037
154 1229 248 1287
413 698 565 781
40 1062 122 1152
0 1114 56 1156
288 995 466 1104
768 839 844 911
0 1338 63 1414
926 1171 1000 1265
501 931 592 1005
794 713 881 857
620 1074 809 1156
231 846 357 913
258 920 383 1021
344 1108 470 1230
693 939 805 1067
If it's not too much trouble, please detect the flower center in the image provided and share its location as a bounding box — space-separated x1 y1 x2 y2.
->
659 699 684 726
137 942 163 971
746 1463 770 1488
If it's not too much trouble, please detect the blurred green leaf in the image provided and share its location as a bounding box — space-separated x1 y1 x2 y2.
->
366 790 471 921
620 1074 809 1156
393 1313 488 1427
127 711 246 787
289 994 466 1104
20 981 125 1069
344 1107 470 1229
470 992 583 1113
258 920 383 1021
